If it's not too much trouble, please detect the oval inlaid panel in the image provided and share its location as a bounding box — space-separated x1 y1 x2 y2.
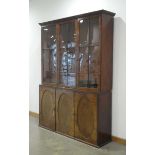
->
57 93 73 133
77 96 94 138
41 90 54 120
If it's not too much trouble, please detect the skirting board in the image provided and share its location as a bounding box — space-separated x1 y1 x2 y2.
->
29 111 126 145
112 136 126 145
29 111 39 118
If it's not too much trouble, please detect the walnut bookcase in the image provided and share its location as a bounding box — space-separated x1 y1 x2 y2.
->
39 10 115 147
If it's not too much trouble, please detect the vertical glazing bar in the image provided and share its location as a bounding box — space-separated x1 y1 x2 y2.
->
56 24 60 86
98 15 102 91
49 27 51 81
66 47 68 86
75 19 79 88
41 27 44 83
88 17 90 88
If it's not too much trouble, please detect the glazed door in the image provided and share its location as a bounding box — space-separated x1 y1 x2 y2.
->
41 24 57 83
56 89 74 137
75 92 97 145
78 16 100 88
59 21 76 87
39 86 56 131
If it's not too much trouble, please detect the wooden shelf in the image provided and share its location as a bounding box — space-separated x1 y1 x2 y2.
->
42 48 50 50
79 42 99 48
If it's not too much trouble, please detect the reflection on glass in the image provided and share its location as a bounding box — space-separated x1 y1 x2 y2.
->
59 48 76 86
68 48 76 86
79 18 89 46
79 47 88 73
78 16 100 88
89 16 99 44
89 46 99 88
60 73 67 86
50 43 57 73
42 25 56 49
43 51 50 82
79 47 88 87
60 22 75 48
59 22 76 87
43 28 48 31
89 46 99 73
42 24 57 83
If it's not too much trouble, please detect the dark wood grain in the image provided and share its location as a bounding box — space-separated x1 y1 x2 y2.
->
41 28 43 83
39 10 115 26
75 19 79 87
74 92 97 145
56 88 74 137
39 85 56 131
56 24 60 85
97 91 112 146
100 14 114 91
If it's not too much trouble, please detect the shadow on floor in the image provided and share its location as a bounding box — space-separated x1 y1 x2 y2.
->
29 116 126 155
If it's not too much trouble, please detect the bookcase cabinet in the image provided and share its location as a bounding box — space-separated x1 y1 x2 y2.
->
39 10 115 147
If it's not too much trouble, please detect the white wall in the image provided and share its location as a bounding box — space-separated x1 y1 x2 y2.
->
29 0 126 139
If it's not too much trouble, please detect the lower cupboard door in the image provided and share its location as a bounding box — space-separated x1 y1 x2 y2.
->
56 89 74 137
75 92 97 145
39 86 56 131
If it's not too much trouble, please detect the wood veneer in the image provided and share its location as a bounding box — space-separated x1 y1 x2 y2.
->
56 88 74 137
39 85 56 131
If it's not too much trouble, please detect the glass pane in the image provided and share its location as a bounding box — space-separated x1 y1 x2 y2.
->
60 73 67 86
79 47 89 87
43 50 49 82
42 25 56 49
89 16 99 44
79 18 89 46
78 16 100 88
59 48 76 86
42 25 57 83
60 49 67 73
60 22 76 48
49 43 57 82
59 22 76 87
43 50 56 83
59 48 68 86
68 48 76 86
89 46 100 88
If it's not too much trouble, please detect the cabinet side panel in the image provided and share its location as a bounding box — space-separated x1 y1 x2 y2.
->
101 15 114 91
97 91 112 146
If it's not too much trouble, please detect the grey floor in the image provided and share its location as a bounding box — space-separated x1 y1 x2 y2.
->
29 116 126 155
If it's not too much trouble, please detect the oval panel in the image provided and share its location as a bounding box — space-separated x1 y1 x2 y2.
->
77 96 94 138
41 90 54 120
57 93 73 133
